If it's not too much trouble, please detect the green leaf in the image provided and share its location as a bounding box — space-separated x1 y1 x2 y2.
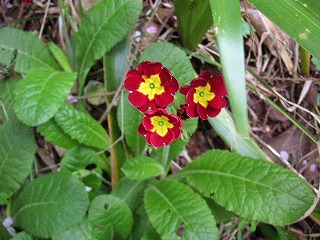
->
175 150 315 225
121 156 164 180
209 0 249 137
48 42 72 72
248 0 320 61
12 171 89 238
14 70 77 126
0 121 36 204
173 0 213 50
54 103 109 150
144 179 218 240
0 28 60 72
88 195 133 240
0 77 19 122
118 92 146 155
75 0 142 81
312 56 320 70
61 145 100 171
204 198 236 223
10 232 33 240
140 42 196 87
112 177 149 211
132 206 160 240
37 118 78 149
52 220 93 240
60 145 102 191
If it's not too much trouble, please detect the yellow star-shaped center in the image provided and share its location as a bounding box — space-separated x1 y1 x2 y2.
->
150 115 173 137
138 74 164 100
193 83 215 108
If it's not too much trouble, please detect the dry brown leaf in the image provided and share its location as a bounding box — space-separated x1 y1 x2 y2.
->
246 8 295 74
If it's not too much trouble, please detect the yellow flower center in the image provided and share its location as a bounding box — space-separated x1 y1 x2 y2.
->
150 115 173 137
193 83 215 107
138 74 165 100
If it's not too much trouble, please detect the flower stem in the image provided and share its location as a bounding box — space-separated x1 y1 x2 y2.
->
160 145 170 178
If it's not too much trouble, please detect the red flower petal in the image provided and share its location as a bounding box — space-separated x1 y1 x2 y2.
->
124 70 144 91
207 106 221 118
171 126 182 139
186 88 196 105
190 78 207 88
209 77 227 96
142 115 154 131
197 104 209 120
128 91 148 107
198 70 212 80
180 85 190 95
138 123 148 136
137 61 151 73
186 103 198 118
141 62 162 77
149 130 174 148
158 67 172 84
155 92 174 108
208 96 227 109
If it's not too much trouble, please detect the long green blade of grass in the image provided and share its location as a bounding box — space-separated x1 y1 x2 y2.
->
209 0 249 137
249 0 320 61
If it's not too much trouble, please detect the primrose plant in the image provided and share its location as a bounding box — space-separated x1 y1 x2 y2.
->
0 0 316 239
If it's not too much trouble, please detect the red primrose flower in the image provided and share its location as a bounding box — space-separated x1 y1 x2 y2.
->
180 70 227 120
138 109 182 148
124 61 179 113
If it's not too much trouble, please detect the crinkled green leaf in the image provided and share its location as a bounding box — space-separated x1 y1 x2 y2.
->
0 28 60 72
76 0 142 78
48 42 72 72
54 103 109 150
12 171 89 238
144 179 218 240
118 92 146 155
121 156 164 180
204 198 236 224
176 150 315 225
52 220 93 240
132 206 160 240
60 145 102 191
37 118 78 149
248 0 320 61
173 0 213 50
60 145 100 171
0 77 20 122
14 70 77 126
0 120 36 204
112 177 149 211
140 42 196 86
88 195 133 240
